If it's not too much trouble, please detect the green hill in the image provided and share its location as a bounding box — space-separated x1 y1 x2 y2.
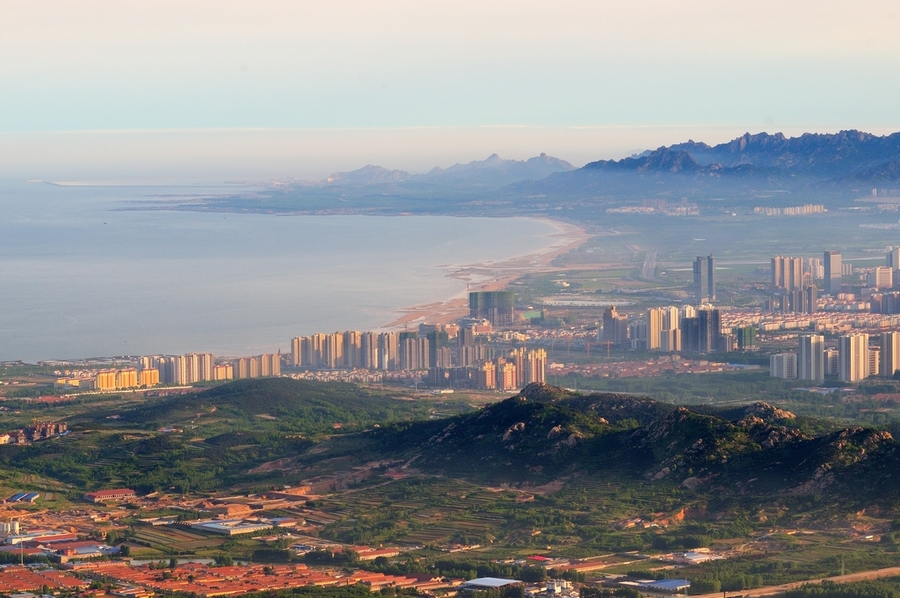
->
369 383 900 508
114 378 440 435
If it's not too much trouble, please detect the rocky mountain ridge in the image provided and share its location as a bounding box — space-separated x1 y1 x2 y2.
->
508 129 900 197
373 383 900 506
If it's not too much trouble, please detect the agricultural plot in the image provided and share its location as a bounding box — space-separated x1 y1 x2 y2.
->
131 525 224 551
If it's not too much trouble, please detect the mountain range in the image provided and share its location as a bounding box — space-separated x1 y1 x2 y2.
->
299 130 900 202
321 153 575 189
509 130 900 198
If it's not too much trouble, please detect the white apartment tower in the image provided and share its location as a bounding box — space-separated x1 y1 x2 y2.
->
838 333 869 383
798 334 825 382
882 331 900 378
770 352 798 380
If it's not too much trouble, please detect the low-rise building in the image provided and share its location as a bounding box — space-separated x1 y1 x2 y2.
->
83 488 136 503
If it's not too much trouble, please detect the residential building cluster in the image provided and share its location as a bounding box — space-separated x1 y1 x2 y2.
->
771 331 900 382
753 204 825 216
0 421 67 445
63 561 455 596
606 198 700 216
769 255 819 313
291 321 546 391
0 567 87 593
427 347 547 390
602 304 730 354
53 352 281 392
549 356 749 380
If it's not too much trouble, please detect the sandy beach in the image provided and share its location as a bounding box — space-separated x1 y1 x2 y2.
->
382 218 591 329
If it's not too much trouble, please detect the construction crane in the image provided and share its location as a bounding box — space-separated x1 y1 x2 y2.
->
600 340 613 358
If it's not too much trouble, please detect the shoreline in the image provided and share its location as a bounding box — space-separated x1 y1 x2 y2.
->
381 218 591 329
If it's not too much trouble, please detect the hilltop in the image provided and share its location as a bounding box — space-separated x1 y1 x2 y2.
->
368 383 900 508
108 378 454 435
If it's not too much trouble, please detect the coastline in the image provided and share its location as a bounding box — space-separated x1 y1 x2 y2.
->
382 218 590 329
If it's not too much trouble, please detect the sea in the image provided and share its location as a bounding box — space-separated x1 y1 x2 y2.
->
0 180 564 362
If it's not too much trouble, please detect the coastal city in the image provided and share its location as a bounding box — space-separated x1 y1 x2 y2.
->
16 247 900 403
8 5 900 598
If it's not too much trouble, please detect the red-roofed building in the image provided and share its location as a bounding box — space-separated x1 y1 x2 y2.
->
83 488 136 503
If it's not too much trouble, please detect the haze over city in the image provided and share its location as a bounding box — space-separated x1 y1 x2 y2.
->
6 4 900 598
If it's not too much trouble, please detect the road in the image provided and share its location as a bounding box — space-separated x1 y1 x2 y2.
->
692 566 900 598
641 249 658 280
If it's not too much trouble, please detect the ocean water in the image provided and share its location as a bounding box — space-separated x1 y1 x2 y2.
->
0 181 562 362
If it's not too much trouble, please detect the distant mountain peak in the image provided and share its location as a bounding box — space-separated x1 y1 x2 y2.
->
320 153 573 189
326 164 410 185
512 128 900 196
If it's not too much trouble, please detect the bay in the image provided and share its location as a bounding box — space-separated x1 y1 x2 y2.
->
0 181 564 362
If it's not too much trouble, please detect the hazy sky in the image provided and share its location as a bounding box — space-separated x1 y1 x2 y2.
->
2 0 899 178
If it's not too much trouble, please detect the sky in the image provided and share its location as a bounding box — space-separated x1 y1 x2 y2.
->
2 0 900 179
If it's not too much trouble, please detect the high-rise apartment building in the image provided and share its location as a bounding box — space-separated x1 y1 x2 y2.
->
343 331 363 368
213 364 233 380
138 368 160 387
379 332 400 371
881 331 900 378
735 326 756 350
602 306 630 344
323 332 344 369
477 361 496 389
232 354 280 379
693 255 716 304
680 308 721 353
291 337 301 366
869 267 893 290
805 257 824 279
770 353 798 379
645 306 682 351
660 329 682 352
824 251 842 295
824 348 839 376
523 349 546 384
887 247 900 271
399 336 430 370
497 361 517 391
646 308 663 350
361 332 379 370
701 308 721 353
798 334 825 382
869 348 881 377
838 333 869 383
662 306 679 331
468 291 515 326
772 256 804 290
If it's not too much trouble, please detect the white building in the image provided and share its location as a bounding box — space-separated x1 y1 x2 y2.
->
838 333 869 383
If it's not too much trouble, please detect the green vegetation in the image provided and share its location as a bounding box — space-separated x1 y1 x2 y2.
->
0 378 476 494
563 370 900 428
4 377 900 590
785 579 900 598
